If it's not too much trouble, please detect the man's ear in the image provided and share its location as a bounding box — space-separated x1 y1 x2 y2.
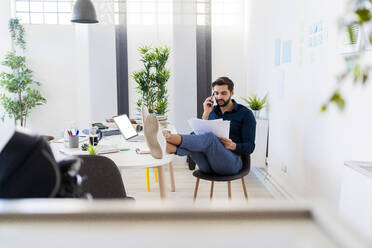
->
231 90 234 96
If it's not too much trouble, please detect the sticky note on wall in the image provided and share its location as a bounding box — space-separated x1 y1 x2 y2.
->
275 38 281 66
282 40 292 63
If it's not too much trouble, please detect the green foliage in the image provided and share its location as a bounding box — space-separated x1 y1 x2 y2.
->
131 45 170 115
0 18 46 126
87 144 97 155
323 1 372 112
241 94 268 111
9 18 26 50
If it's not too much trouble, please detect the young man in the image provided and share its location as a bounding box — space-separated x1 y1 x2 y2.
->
144 77 256 176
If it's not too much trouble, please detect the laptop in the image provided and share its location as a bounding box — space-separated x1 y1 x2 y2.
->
113 114 145 142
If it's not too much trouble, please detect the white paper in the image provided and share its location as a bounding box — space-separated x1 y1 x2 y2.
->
187 118 230 138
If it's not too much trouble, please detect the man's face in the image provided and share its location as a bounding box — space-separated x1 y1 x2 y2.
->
213 85 233 107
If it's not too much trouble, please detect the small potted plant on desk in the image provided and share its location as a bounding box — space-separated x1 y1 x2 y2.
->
241 93 268 119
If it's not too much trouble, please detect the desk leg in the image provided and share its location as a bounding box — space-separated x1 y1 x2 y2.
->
157 166 167 199
168 162 176 192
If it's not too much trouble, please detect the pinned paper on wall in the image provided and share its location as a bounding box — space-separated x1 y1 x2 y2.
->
275 38 281 66
308 21 327 48
282 40 292 63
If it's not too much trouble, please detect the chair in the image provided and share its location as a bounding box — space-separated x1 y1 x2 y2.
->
77 155 134 200
192 155 250 201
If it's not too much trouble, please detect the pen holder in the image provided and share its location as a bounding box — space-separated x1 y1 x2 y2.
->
68 135 79 148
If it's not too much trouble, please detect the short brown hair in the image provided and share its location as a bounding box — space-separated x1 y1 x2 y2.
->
212 77 234 92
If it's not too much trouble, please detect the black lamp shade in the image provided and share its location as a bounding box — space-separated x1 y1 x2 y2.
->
71 0 99 24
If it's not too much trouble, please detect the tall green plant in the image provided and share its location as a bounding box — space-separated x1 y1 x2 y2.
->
0 18 46 127
132 45 170 115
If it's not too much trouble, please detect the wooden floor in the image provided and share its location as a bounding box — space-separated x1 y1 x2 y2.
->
121 162 274 203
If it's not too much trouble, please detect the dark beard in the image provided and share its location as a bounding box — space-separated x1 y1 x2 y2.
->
217 96 231 107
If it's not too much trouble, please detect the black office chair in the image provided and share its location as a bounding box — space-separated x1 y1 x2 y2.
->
0 131 85 198
77 155 134 200
192 155 250 201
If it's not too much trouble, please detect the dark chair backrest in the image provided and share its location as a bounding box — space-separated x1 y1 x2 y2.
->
241 154 251 174
77 155 131 199
0 131 60 198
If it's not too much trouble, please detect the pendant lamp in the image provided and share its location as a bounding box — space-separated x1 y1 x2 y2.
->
71 0 99 23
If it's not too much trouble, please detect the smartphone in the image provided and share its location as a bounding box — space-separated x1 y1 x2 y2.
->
207 92 215 107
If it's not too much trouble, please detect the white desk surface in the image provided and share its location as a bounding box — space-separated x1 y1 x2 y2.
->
51 131 174 169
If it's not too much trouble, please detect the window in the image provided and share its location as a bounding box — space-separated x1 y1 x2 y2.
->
127 0 173 25
211 0 240 26
15 0 74 24
196 0 209 26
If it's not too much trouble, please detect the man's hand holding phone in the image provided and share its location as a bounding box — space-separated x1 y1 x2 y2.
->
202 94 214 120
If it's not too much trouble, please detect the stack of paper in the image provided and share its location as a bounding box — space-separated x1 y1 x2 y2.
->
187 118 230 138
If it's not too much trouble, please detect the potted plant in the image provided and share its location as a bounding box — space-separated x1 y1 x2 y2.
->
131 45 170 116
241 93 268 119
0 18 46 127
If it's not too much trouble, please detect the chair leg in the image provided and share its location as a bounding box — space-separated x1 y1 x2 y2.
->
193 178 200 201
210 181 214 200
154 168 158 183
227 181 232 200
146 168 150 192
241 178 248 200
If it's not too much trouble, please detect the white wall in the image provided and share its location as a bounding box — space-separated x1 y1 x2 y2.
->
212 0 247 104
245 0 372 210
0 19 117 138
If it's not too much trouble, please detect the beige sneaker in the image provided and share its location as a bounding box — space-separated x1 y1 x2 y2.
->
141 104 149 142
144 114 166 159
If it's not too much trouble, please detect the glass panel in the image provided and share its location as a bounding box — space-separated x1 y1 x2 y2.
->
127 2 141 13
16 12 30 24
44 2 58 12
197 15 205 25
30 1 43 12
16 1 30 12
44 13 58 24
30 13 44 24
225 2 238 14
142 1 155 13
158 2 170 13
114 2 119 13
58 2 73 12
127 13 141 25
197 3 205 14
158 14 170 25
143 13 154 25
58 13 72 24
114 14 119 25
212 2 223 14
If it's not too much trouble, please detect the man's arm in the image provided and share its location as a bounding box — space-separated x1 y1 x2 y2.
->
202 111 211 120
234 111 256 155
202 96 214 120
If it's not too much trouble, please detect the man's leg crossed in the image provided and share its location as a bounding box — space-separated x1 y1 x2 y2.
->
179 132 242 175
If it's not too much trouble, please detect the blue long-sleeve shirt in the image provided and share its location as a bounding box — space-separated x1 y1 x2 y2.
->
209 99 256 155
